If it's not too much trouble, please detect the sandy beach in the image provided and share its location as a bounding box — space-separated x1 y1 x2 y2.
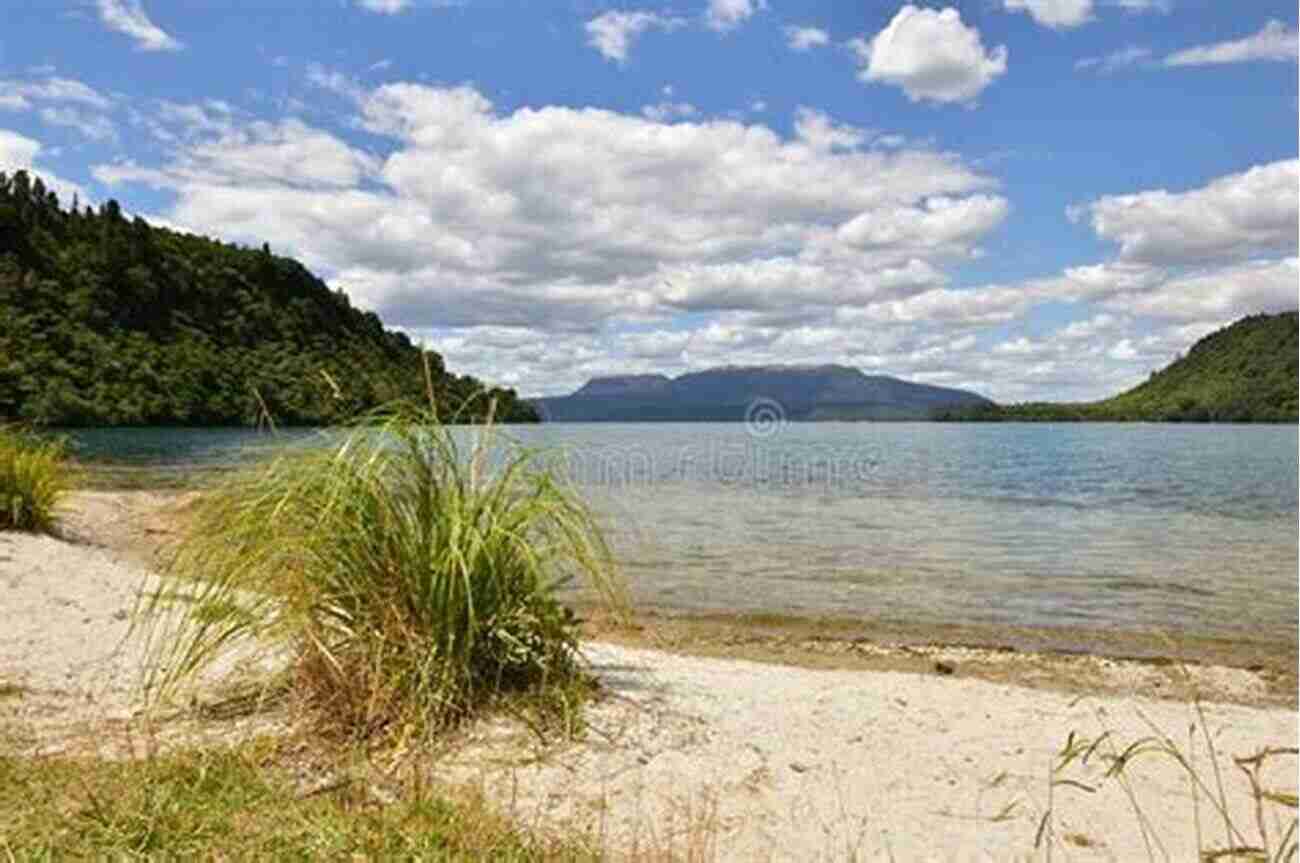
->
2 491 1296 860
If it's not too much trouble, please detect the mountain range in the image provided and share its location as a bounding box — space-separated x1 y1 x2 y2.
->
532 365 993 422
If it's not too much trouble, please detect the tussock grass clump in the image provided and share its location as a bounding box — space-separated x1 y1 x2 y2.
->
0 427 72 533
139 404 625 739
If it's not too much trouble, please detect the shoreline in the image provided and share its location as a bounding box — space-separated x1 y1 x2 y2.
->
577 604 1298 710
51 488 1300 710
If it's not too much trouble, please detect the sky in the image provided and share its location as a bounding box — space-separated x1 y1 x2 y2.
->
0 0 1297 401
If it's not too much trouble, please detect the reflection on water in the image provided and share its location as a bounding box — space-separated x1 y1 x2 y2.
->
65 422 1299 644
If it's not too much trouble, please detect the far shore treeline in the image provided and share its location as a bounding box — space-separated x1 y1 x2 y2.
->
936 312 1299 423
0 170 537 426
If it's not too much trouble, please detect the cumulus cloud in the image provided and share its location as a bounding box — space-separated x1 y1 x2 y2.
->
1165 20 1298 67
96 79 1001 340
0 129 42 168
1106 258 1300 321
641 101 698 122
95 0 183 52
584 10 684 63
852 6 1007 105
785 25 829 51
1004 0 1094 29
1072 159 1299 265
0 128 88 203
706 0 765 32
792 107 867 151
836 195 1009 255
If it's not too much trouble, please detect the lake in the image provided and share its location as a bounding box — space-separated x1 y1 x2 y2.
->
65 422 1299 646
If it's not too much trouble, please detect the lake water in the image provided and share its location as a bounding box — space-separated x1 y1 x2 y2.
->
65 423 1299 645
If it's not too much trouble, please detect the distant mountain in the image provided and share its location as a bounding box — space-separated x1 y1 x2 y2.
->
533 364 993 422
938 311 1299 423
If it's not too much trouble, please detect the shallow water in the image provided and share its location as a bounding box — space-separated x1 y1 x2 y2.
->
65 422 1299 644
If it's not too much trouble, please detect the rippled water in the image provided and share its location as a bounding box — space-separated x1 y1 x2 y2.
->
66 422 1299 644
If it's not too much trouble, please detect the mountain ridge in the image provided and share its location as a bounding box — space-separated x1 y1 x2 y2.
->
534 364 993 422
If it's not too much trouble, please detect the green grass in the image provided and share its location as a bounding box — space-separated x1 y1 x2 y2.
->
0 743 590 860
137 401 626 741
0 427 73 533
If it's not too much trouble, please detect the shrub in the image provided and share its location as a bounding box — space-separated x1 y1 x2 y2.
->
0 427 71 532
138 404 625 739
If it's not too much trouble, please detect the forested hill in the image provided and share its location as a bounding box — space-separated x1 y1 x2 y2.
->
940 311 1299 423
0 170 536 426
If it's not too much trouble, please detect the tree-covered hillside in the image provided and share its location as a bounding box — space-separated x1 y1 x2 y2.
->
940 311 1298 423
0 170 536 426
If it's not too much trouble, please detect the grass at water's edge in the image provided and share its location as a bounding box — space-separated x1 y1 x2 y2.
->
136 401 626 742
0 427 72 532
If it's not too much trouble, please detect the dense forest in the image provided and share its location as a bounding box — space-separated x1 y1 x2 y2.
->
938 311 1298 423
0 170 536 426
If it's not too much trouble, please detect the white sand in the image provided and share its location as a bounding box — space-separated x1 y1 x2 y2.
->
2 509 1296 860
443 643 1297 861
0 529 157 729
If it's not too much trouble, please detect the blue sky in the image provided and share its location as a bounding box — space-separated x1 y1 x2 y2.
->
1 0 1296 400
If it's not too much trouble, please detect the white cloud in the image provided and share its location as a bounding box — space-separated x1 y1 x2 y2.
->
95 0 183 52
97 118 375 190
1075 159 1299 265
97 80 1001 338
1057 313 1123 340
1004 0 1094 29
836 194 1009 255
852 6 1008 106
1106 258 1300 321
0 128 88 204
0 77 113 111
641 101 698 122
1165 20 1298 67
584 11 683 63
1075 46 1152 73
706 0 765 32
357 0 410 12
792 107 867 152
785 26 829 51
1113 0 1171 12
38 106 116 141
0 129 41 168
306 63 367 103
